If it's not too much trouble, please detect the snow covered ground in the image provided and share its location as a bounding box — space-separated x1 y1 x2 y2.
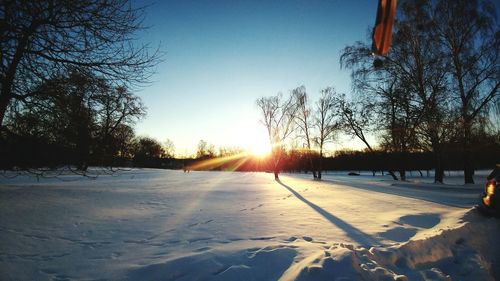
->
0 169 498 281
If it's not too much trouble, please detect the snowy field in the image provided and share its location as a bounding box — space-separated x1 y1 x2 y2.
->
0 169 499 281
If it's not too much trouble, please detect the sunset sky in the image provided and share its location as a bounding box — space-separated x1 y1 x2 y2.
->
134 0 379 156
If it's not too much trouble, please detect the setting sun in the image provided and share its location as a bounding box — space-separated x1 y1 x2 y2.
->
248 141 271 157
241 127 272 157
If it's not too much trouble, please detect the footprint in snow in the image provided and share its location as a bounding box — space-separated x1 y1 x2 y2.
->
194 247 211 252
188 219 214 228
303 236 313 242
250 204 264 211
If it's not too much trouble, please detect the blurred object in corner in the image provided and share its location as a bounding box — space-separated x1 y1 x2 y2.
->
479 164 500 217
372 0 397 56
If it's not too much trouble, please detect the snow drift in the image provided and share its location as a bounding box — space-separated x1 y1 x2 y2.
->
126 208 499 281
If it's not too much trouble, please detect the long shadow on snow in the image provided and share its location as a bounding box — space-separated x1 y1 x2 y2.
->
320 177 478 208
277 179 379 247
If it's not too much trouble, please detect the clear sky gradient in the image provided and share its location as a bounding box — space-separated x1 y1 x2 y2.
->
134 0 379 156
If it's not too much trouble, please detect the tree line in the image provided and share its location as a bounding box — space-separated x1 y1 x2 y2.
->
1 0 497 183
0 0 160 171
257 0 499 183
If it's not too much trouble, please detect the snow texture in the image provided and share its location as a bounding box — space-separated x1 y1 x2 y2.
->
0 169 498 281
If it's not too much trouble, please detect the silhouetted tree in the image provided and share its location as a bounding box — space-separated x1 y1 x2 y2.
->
333 92 400 180
376 80 420 181
196 139 215 159
434 0 500 183
340 0 470 183
334 93 375 152
163 138 175 158
111 124 136 159
93 84 146 162
256 92 298 179
2 70 145 169
218 146 244 157
389 0 453 183
133 137 164 165
0 0 159 130
292 86 317 178
313 87 341 179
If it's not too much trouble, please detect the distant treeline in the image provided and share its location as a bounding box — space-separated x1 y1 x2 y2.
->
114 142 500 173
2 129 498 175
254 0 500 183
1 0 498 184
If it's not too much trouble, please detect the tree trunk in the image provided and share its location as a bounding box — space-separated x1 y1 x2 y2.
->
317 151 323 180
309 154 317 179
387 170 398 180
399 170 406 181
431 143 444 183
463 147 474 184
463 119 474 184
434 151 444 183
0 88 12 129
435 166 444 183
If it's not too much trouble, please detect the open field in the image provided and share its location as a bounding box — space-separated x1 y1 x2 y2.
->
1 169 498 281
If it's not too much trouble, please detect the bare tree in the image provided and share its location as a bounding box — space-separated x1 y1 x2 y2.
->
112 124 136 158
292 86 317 178
0 0 160 129
133 136 164 164
218 146 244 157
388 0 453 183
376 80 421 181
340 0 455 183
333 92 400 180
93 84 146 160
163 138 175 158
434 0 500 183
334 93 375 152
196 139 215 159
2 70 146 169
313 87 340 179
256 92 298 179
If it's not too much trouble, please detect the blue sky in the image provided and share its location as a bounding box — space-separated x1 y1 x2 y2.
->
133 0 378 156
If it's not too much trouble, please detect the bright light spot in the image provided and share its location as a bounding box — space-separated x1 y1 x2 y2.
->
242 126 271 157
248 141 271 157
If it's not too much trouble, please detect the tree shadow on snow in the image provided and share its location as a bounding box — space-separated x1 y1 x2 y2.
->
276 179 379 247
322 178 477 208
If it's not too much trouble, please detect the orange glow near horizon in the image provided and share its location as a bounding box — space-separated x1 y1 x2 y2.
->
187 153 249 171
246 142 272 158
